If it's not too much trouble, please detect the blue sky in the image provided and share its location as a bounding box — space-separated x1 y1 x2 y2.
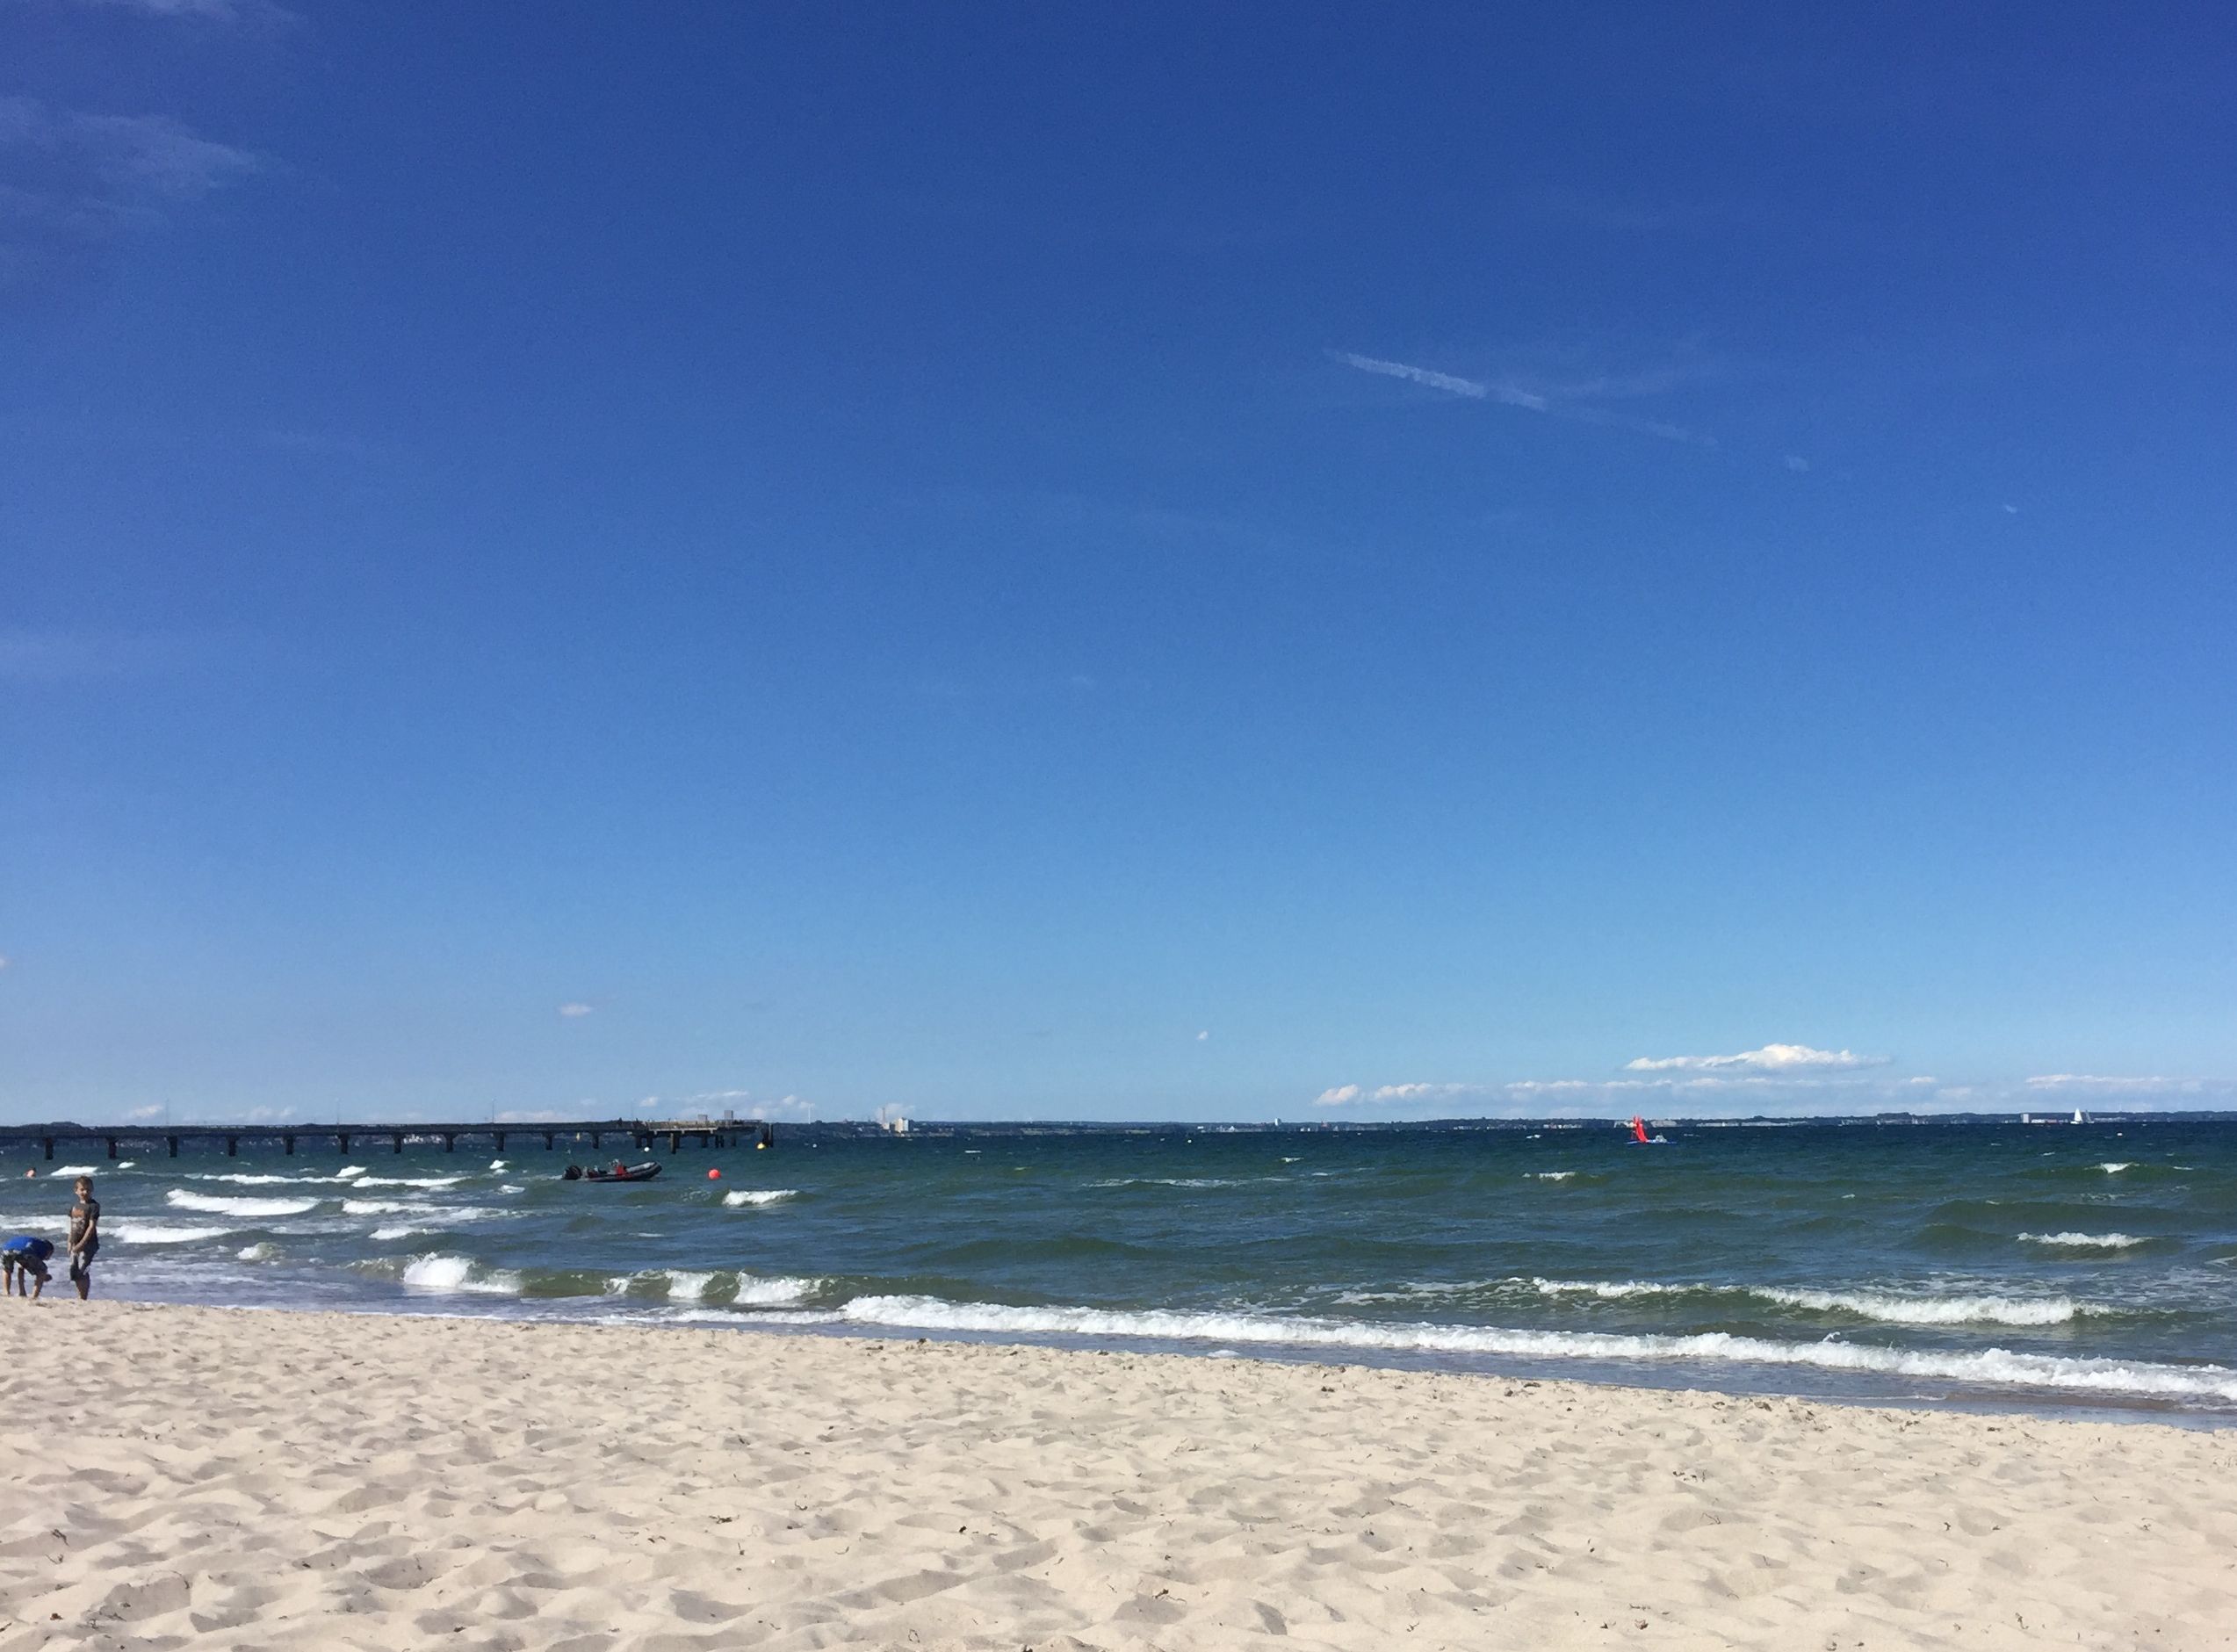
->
4 2 2233 1124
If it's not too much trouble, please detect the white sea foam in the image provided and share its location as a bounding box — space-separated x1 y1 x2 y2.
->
1749 1286 2085 1327
831 1296 2237 1403
336 1166 367 1179
190 1171 369 1186
372 1224 437 1241
47 1165 99 1177
499 1184 524 1194
2099 1163 2134 1173
723 1189 797 1207
732 1275 818 1305
657 1275 820 1311
167 1190 319 1217
1528 1276 2090 1327
1531 1172 1577 1181
489 1159 508 1171
116 1161 135 1170
111 1222 233 1244
352 1175 467 1189
400 1253 522 1295
236 1242 278 1261
350 1200 505 1226
2021 1231 2148 1250
665 1270 716 1301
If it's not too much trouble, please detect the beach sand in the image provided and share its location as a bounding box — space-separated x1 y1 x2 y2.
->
1 1304 2232 1649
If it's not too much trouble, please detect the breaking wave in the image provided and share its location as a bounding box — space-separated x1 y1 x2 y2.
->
1526 1278 2089 1327
111 1222 234 1244
831 1296 2237 1402
167 1190 319 1217
400 1253 523 1295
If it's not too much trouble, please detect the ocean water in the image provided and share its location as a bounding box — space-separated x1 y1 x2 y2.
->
7 1119 2237 1420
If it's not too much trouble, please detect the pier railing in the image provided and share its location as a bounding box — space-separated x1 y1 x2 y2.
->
0 1118 769 1162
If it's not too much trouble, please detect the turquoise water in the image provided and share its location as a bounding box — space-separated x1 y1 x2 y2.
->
8 1118 2237 1418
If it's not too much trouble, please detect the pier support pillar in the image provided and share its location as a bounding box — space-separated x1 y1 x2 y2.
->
441 1133 455 1152
167 1136 179 1158
105 1136 118 1160
284 1134 295 1155
226 1136 238 1157
543 1131 556 1151
494 1131 506 1152
337 1134 350 1155
392 1133 404 1153
42 1137 54 1160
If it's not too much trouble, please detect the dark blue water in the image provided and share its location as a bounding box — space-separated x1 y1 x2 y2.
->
9 1118 2236 1418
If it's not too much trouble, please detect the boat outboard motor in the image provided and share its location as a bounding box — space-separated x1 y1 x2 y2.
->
562 1164 582 1181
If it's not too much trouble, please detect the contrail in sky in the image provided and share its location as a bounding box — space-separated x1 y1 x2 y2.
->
1331 350 1548 409
1333 349 1711 444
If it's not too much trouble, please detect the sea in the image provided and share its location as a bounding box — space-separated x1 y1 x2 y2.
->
8 1116 2237 1422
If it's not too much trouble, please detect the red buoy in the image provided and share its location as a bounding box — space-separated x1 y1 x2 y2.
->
707 1167 723 1180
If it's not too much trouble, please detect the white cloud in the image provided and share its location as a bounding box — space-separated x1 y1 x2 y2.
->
1522 186 1684 234
558 1002 594 1018
1196 1030 1209 1042
0 953 10 970
1783 454 1811 473
0 630 189 682
1372 1082 1476 1102
0 99 262 209
2024 1074 2208 1094
682 1088 815 1122
72 0 291 23
1625 1042 1888 1074
126 1104 162 1119
0 97 263 296
1312 1081 1496 1106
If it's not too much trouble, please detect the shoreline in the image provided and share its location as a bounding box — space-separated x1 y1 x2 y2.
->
78 1288 2237 1431
4 1301 2234 1648
81 1272 2237 1429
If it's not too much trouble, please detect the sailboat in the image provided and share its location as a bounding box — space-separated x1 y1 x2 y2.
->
1628 1115 1670 1145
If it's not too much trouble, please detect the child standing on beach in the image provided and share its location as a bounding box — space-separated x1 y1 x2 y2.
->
67 1178 98 1301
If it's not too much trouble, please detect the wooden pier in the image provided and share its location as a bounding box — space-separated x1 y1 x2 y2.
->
0 1118 772 1162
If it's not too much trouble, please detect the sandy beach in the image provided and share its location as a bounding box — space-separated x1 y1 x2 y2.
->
1 1304 2232 1649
